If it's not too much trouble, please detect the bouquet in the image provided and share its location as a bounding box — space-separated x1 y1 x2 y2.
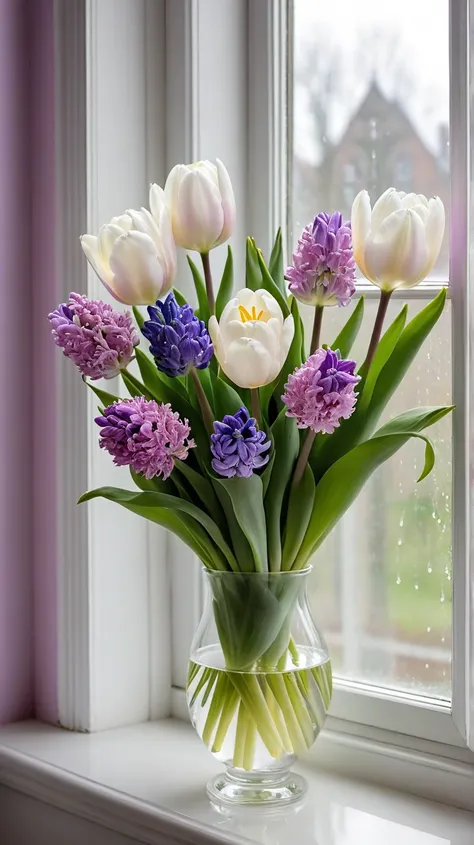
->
50 161 452 775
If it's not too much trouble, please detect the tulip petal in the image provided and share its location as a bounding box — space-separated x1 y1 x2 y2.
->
149 183 166 219
173 169 224 251
422 197 445 277
215 158 236 246
222 337 273 388
364 209 428 291
109 231 168 305
80 234 113 285
370 188 402 232
351 190 373 279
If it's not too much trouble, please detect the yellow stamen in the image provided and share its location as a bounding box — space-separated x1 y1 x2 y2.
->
238 305 267 323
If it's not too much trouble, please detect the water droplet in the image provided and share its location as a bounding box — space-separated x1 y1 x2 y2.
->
397 538 402 546
396 575 401 585
432 511 437 519
441 637 445 643
425 663 430 669
427 627 431 633
437 518 442 524
440 590 445 603
414 583 419 590
427 565 433 574
399 518 404 528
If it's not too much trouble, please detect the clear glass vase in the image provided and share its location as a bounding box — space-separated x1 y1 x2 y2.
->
186 567 332 806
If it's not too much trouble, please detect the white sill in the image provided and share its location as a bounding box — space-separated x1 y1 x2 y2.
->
1 720 474 845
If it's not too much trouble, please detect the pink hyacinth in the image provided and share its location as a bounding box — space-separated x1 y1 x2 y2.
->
48 293 139 380
282 348 360 434
95 397 195 479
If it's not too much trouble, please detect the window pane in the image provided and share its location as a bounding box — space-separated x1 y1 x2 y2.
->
305 300 452 699
291 0 450 279
290 0 452 699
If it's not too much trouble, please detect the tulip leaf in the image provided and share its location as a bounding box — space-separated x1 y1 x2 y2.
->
246 237 263 291
173 287 188 307
256 249 290 317
268 228 286 296
214 475 268 572
135 347 174 404
358 304 408 410
132 306 145 330
121 369 151 399
174 460 227 532
211 372 245 419
261 296 303 422
216 246 234 319
211 480 255 572
281 463 315 571
374 405 454 438
187 255 210 323
331 296 365 358
264 409 300 571
294 430 439 569
78 486 238 572
366 288 447 431
130 467 174 494
84 380 120 411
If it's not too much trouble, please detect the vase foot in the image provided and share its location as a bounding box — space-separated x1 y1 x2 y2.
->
206 766 307 807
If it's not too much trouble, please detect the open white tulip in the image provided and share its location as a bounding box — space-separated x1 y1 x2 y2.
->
351 188 445 291
157 159 236 253
208 289 294 389
80 197 176 306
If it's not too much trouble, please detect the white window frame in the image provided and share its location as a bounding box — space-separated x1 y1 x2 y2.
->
53 0 474 806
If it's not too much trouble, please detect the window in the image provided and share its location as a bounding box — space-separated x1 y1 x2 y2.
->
290 0 453 702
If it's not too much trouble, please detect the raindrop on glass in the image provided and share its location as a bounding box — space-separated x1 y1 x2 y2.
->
396 575 401 585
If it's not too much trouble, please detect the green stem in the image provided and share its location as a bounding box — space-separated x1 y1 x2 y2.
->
228 673 284 758
233 701 248 768
190 367 214 434
361 289 392 373
291 429 316 491
250 388 262 427
202 673 228 747
310 304 324 353
212 682 240 752
201 251 215 315
243 718 257 771
266 674 307 756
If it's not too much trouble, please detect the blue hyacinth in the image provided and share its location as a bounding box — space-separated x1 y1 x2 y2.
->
141 293 214 378
210 407 271 478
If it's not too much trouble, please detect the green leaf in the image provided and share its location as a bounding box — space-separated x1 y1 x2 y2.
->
331 296 364 358
295 430 442 569
260 296 303 421
264 409 300 571
256 249 290 317
261 448 276 497
212 372 244 419
214 475 268 572
135 347 176 404
367 288 447 431
173 287 188 307
374 405 454 438
268 228 286 295
130 468 173 494
174 459 227 533
187 255 210 323
132 306 145 330
358 305 407 407
78 487 238 572
246 237 262 291
216 246 234 319
121 369 150 398
84 380 119 410
211 480 254 572
281 464 315 571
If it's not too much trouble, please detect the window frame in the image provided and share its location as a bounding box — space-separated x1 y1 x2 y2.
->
53 0 474 800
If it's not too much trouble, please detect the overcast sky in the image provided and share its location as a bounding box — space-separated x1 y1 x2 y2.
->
293 0 449 164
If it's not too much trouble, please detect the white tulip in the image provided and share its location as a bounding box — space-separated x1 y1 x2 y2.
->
80 197 176 306
208 289 294 389
351 188 445 291
157 158 236 253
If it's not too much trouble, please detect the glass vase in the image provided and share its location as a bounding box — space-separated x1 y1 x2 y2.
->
186 567 332 806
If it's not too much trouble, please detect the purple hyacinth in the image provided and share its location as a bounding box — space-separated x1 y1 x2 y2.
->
95 397 195 479
210 407 271 478
282 348 360 434
141 292 213 378
286 212 356 307
49 293 139 380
